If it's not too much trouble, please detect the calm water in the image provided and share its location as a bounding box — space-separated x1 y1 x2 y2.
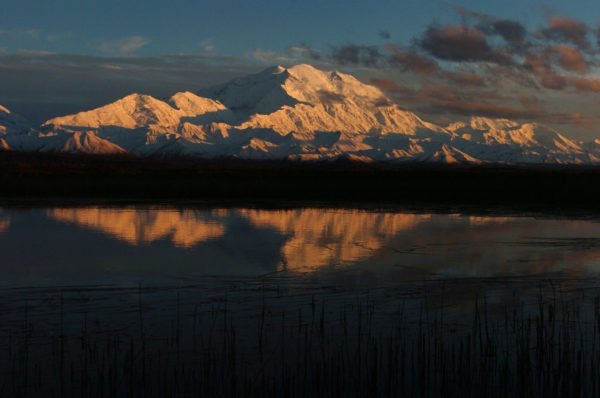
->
3 206 600 397
1 206 600 286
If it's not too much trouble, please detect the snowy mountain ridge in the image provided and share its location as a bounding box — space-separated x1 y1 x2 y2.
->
1 63 599 164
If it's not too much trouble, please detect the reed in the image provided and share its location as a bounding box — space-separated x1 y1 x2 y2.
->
0 275 598 397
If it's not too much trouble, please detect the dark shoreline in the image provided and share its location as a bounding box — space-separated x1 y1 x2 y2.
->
1 152 600 214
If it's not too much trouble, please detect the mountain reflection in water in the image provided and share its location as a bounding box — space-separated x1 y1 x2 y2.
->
47 208 430 269
237 209 428 269
50 208 226 247
0 206 600 286
0 219 9 234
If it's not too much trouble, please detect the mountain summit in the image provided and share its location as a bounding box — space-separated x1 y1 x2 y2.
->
200 64 444 137
200 64 388 113
2 64 598 164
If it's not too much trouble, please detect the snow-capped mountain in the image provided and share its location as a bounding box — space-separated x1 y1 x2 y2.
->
3 63 600 164
199 64 445 136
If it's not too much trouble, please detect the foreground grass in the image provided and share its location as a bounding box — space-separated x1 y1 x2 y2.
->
1 274 600 397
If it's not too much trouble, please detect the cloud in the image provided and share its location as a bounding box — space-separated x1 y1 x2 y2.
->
287 44 321 60
251 45 324 65
449 6 528 50
200 39 215 53
539 16 590 51
98 36 149 56
369 78 415 95
317 43 441 75
396 11 600 96
522 48 595 90
548 45 589 73
385 45 439 75
370 76 592 126
249 48 294 64
379 30 391 40
484 19 528 49
443 70 486 86
539 71 568 90
0 29 41 40
417 25 511 64
330 44 383 67
566 76 600 92
417 85 591 125
0 29 68 50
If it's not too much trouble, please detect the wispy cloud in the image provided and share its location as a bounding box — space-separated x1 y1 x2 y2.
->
200 38 215 53
0 29 70 45
98 36 150 56
0 29 41 40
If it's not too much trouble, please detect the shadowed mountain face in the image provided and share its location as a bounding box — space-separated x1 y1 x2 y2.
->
1 63 600 164
0 105 30 150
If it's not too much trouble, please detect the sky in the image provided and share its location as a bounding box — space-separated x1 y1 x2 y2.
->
2 0 600 140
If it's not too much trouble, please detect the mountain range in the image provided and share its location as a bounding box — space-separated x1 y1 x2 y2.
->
1 63 600 164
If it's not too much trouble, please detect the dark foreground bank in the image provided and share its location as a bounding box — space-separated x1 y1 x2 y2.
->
1 152 600 211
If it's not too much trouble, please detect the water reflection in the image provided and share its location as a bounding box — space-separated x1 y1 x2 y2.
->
0 218 10 234
239 209 429 270
50 208 225 247
1 206 600 286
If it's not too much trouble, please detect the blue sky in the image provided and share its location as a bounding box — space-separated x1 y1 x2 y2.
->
1 0 595 57
3 0 600 139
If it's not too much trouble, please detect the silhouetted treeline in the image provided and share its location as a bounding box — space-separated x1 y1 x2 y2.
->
1 152 600 211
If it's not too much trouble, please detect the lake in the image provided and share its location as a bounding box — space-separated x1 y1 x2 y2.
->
1 206 600 397
2 206 600 285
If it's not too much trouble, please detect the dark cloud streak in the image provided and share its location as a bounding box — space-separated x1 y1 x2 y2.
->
418 25 511 64
330 44 383 67
378 30 391 40
447 5 528 51
385 45 439 75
